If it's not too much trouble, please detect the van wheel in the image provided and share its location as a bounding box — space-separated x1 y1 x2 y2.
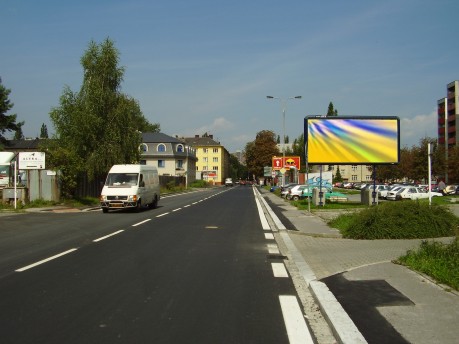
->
102 208 108 213
149 196 158 209
135 200 142 212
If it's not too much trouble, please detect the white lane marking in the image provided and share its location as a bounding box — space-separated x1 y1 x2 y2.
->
192 202 198 204
272 262 289 278
268 244 280 254
184 204 191 207
265 233 274 240
279 295 314 344
93 230 125 242
156 212 169 217
172 208 182 212
253 188 270 230
15 248 78 272
255 188 286 230
132 219 151 227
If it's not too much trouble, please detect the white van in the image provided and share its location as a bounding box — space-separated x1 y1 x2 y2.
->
100 164 160 213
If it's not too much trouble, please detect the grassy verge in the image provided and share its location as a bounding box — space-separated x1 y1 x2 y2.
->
397 239 459 291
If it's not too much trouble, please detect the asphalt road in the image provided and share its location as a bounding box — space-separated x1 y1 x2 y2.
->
0 187 308 344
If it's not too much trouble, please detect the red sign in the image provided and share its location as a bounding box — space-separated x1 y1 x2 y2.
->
272 156 301 170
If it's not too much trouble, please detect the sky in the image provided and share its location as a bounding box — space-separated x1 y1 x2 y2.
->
1 0 458 153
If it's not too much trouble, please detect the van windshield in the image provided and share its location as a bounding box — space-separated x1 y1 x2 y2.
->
105 173 139 187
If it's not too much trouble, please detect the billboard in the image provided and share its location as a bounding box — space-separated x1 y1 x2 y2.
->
304 116 400 164
19 152 46 169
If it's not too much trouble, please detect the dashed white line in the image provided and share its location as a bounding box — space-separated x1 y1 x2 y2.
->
279 295 314 344
272 262 289 278
15 248 79 272
93 230 125 242
184 204 191 207
172 208 182 212
156 212 169 217
265 233 274 240
132 219 151 227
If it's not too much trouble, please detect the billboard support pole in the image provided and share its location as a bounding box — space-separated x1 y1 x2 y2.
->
372 165 377 205
319 165 324 207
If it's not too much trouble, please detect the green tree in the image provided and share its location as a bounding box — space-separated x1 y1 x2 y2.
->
40 123 49 138
47 38 159 196
0 78 24 146
334 166 343 182
245 130 279 178
13 122 24 140
326 101 338 116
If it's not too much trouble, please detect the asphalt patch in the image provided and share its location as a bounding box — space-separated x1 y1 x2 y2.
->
321 273 413 344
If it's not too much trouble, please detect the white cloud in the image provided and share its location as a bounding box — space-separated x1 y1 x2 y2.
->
400 110 437 147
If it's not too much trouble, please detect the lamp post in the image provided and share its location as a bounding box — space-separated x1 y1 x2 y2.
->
267 95 302 186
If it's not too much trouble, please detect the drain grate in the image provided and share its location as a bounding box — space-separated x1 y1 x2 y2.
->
267 254 288 260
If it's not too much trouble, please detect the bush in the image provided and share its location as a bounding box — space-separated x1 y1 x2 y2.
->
329 201 458 239
190 180 209 188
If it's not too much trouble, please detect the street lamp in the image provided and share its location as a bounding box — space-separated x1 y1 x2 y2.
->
266 95 302 186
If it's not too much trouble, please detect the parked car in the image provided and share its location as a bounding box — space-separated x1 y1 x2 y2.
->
280 183 298 198
444 185 459 195
387 186 443 201
286 185 313 201
225 178 233 186
379 185 402 199
365 184 390 193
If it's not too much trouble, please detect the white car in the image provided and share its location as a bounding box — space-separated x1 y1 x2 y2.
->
387 186 443 201
225 178 233 186
379 185 402 199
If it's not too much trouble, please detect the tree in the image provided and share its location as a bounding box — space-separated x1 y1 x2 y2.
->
40 123 49 138
0 78 24 146
334 166 343 182
326 102 338 116
47 38 160 196
13 122 24 140
245 130 279 178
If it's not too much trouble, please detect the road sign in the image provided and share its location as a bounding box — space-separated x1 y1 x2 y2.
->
19 152 46 169
272 156 301 170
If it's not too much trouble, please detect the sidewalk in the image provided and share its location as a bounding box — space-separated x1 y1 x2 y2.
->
258 188 459 344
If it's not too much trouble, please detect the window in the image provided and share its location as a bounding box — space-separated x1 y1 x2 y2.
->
176 160 183 169
213 166 218 171
157 144 166 152
213 148 218 153
158 160 165 168
139 143 148 152
177 144 184 152
203 157 208 162
140 160 146 165
203 148 208 153
351 165 357 171
351 175 358 181
213 157 218 162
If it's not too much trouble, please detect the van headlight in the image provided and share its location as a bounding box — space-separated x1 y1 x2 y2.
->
127 195 138 202
100 195 107 201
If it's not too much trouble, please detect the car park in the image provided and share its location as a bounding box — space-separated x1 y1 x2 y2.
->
379 185 402 199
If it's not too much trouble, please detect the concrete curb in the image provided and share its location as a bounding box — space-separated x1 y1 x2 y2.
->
254 188 367 344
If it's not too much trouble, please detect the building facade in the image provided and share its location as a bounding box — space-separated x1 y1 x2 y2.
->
183 134 230 185
140 132 197 186
437 80 459 148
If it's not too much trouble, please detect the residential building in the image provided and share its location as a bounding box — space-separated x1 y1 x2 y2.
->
312 164 373 183
183 134 230 185
437 80 459 149
140 132 197 186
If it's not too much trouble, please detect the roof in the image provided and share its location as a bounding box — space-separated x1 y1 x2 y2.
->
183 136 221 147
2 138 44 150
141 132 184 144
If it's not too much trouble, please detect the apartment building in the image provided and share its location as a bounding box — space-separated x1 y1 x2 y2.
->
437 80 459 148
183 134 230 185
140 132 197 185
322 164 373 183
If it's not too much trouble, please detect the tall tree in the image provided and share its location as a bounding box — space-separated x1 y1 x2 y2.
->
326 102 338 116
245 130 279 178
13 122 24 140
47 38 159 196
40 123 49 138
0 78 24 146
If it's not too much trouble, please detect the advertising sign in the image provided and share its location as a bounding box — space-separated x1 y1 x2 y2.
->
19 152 46 169
304 116 400 164
272 156 301 170
306 171 333 190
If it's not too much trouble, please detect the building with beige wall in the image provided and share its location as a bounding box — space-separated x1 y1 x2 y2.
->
183 134 230 185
